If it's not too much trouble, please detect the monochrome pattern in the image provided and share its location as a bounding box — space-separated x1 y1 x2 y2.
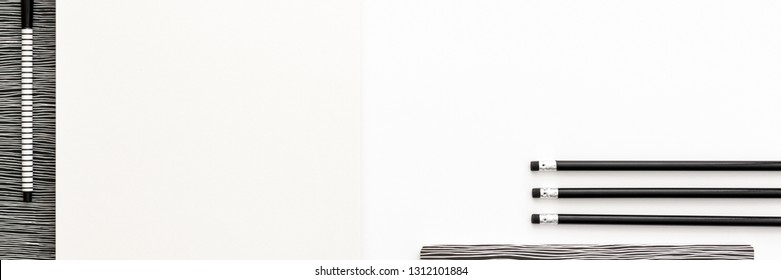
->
0 0 55 260
21 27 32 197
420 244 754 260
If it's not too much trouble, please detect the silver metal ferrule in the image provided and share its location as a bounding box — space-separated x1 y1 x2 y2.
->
539 187 559 198
539 214 559 224
538 160 557 171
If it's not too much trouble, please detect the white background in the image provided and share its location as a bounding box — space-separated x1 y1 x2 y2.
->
51 0 781 260
363 0 781 259
3 260 780 280
58 0 361 259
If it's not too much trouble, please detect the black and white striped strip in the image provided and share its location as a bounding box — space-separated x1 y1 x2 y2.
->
21 27 33 202
421 244 755 260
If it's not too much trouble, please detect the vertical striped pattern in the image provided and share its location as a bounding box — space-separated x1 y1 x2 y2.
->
21 28 32 196
0 0 55 260
421 244 755 260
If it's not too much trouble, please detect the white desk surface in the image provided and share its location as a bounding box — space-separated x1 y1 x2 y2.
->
363 0 781 259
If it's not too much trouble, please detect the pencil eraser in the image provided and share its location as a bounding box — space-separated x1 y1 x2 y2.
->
531 214 540 224
530 161 540 171
23 192 32 202
531 188 541 198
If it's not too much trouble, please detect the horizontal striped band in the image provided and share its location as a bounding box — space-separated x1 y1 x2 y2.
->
421 244 755 260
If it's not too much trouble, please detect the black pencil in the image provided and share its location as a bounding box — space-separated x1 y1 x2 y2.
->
530 160 781 171
531 214 781 227
21 0 34 202
531 187 781 199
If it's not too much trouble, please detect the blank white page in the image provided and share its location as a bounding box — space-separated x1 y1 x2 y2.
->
58 0 360 259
